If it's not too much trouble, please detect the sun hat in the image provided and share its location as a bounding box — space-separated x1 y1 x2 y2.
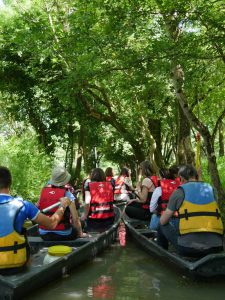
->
50 166 71 187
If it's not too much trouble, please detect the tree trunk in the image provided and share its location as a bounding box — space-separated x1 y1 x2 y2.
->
154 3 225 203
74 125 84 181
219 122 224 157
65 123 74 172
175 82 225 205
204 135 225 203
177 104 195 165
148 118 163 168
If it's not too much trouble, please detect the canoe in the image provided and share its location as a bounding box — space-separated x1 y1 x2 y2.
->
123 213 225 278
0 206 121 300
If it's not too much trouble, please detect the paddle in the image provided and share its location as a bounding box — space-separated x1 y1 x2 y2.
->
41 201 61 213
117 201 134 247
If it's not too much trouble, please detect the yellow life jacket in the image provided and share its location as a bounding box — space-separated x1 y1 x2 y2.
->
178 182 223 235
0 197 28 269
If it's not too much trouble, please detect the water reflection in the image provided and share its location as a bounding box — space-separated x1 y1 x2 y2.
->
89 275 115 299
26 240 225 300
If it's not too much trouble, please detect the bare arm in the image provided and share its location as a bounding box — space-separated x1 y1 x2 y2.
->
138 185 149 203
69 201 84 237
81 191 91 220
34 197 71 230
160 208 174 225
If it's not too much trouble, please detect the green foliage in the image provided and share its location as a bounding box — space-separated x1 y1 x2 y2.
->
0 0 224 197
202 157 225 190
0 130 52 202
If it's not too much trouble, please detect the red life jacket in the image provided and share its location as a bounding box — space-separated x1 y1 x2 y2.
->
106 176 112 182
157 179 180 215
150 175 159 188
38 186 70 231
142 176 159 210
89 182 114 219
114 176 130 194
175 177 181 185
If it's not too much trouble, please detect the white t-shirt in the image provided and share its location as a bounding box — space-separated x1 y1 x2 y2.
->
149 187 162 212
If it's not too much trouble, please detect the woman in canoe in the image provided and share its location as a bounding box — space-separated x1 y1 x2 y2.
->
81 168 115 231
125 161 158 221
149 166 180 230
37 166 85 240
114 167 135 203
105 167 116 190
0 166 71 274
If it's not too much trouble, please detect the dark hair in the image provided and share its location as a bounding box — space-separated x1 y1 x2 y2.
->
159 168 170 179
91 168 106 182
178 165 198 181
120 167 130 177
167 165 180 180
140 161 154 177
0 166 12 189
105 167 114 177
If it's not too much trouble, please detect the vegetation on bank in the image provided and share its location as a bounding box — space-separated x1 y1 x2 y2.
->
0 1 224 208
0 129 224 206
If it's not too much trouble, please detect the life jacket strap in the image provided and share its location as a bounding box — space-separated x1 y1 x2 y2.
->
91 201 114 206
0 241 26 254
179 210 221 220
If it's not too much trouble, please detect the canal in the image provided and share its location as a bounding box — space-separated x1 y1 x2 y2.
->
26 238 225 300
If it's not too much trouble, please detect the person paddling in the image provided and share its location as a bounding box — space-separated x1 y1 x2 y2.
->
0 166 71 274
37 166 85 241
114 167 135 203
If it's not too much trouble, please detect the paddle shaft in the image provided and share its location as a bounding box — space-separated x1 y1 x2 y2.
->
41 201 61 213
40 191 80 213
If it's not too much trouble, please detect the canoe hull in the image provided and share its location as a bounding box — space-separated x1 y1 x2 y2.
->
123 214 225 278
0 206 121 300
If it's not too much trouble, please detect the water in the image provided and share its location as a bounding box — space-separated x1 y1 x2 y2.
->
26 239 225 300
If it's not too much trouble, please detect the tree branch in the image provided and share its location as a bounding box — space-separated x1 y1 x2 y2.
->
212 108 225 142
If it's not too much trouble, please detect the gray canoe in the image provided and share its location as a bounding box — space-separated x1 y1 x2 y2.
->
123 213 225 278
0 206 122 300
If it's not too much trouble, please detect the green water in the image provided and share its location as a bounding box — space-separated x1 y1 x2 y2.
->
26 239 225 300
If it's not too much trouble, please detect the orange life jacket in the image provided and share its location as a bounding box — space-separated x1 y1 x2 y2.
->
38 186 70 231
114 175 131 194
89 182 114 219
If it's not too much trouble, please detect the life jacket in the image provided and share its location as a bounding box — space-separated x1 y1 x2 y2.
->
157 179 180 215
0 197 28 269
175 177 181 185
114 176 131 194
178 182 223 235
64 183 80 210
38 186 70 231
142 176 159 210
89 182 114 219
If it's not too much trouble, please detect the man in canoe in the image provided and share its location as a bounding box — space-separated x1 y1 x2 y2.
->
37 165 85 240
157 164 224 257
0 166 72 274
